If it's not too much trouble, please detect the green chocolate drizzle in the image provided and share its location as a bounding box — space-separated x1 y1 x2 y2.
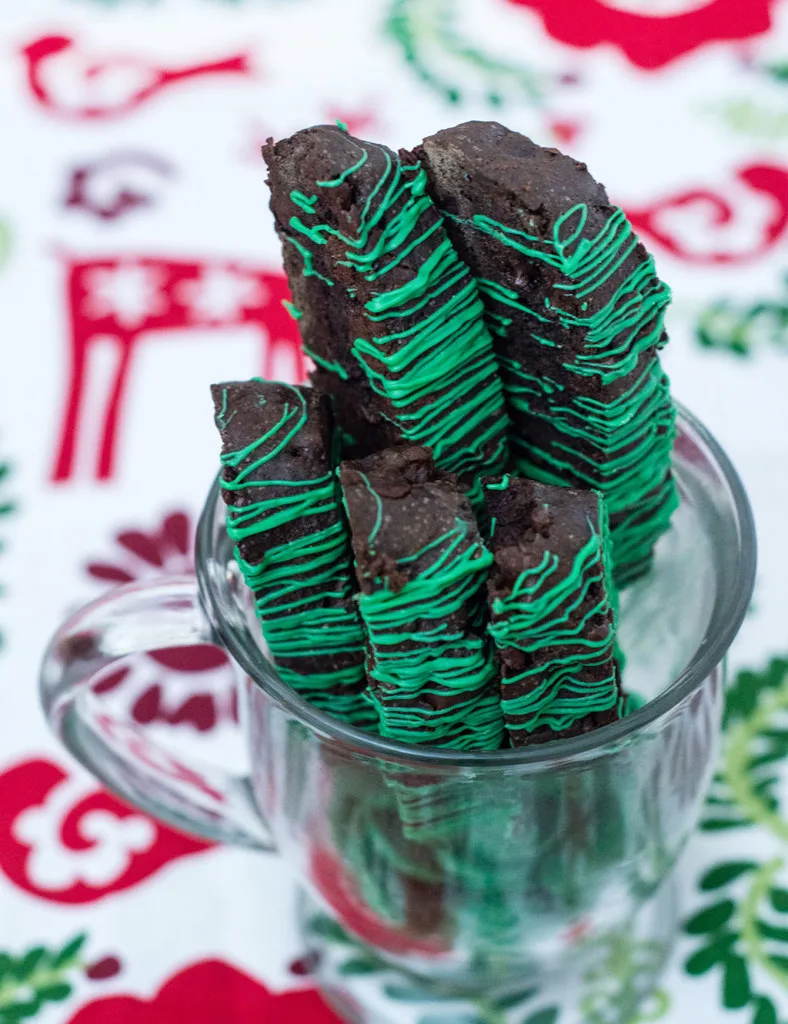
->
281 298 302 320
282 135 510 487
449 202 678 585
216 382 375 727
350 499 504 751
487 489 620 738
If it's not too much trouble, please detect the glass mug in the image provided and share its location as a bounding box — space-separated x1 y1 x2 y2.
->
41 404 755 1024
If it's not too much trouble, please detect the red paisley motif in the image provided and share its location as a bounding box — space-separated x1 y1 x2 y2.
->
67 960 341 1023
507 0 776 69
0 759 211 903
624 162 788 263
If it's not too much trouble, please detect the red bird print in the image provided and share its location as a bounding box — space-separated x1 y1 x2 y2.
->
20 34 252 121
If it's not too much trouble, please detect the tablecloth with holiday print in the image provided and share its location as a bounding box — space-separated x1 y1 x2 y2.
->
1 1 787 1021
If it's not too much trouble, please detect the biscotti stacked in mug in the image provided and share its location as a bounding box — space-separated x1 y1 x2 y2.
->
212 119 677 753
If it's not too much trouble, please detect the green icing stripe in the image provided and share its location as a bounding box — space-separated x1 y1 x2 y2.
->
355 511 504 751
488 496 620 738
282 299 302 320
469 206 668 387
450 204 678 586
284 140 510 484
506 358 678 581
303 345 350 380
217 383 375 727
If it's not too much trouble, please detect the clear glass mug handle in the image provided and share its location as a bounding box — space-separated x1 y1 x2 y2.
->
40 575 274 851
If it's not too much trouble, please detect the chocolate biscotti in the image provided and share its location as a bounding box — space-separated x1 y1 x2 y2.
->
211 379 375 726
339 445 504 750
416 121 677 585
263 124 510 489
484 474 621 746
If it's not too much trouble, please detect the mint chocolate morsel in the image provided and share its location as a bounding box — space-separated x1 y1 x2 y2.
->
484 475 622 746
211 378 375 728
339 445 503 750
263 125 510 486
416 120 677 586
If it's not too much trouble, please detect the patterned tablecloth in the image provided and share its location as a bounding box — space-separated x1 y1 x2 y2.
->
1 1 787 1021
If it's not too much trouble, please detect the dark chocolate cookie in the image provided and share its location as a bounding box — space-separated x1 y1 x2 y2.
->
263 124 510 492
417 120 677 585
211 378 375 727
484 474 621 746
339 445 503 750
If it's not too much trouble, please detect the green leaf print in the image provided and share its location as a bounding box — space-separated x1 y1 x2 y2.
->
702 660 788 837
524 1010 559 1024
701 863 759 891
581 931 669 1024
51 935 87 971
770 889 788 913
0 934 91 1022
384 0 544 107
686 901 736 934
686 658 788 1022
337 958 380 976
752 995 779 1024
722 955 751 1009
488 988 539 1011
684 934 738 976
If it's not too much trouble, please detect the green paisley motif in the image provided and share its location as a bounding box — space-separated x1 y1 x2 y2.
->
385 0 544 106
696 280 788 358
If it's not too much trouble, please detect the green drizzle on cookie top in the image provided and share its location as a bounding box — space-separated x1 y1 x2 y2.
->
509 358 677 585
282 132 510 486
344 474 503 751
449 201 678 586
216 382 375 727
487 485 620 738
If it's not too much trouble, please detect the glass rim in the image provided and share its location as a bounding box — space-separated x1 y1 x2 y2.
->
196 400 757 769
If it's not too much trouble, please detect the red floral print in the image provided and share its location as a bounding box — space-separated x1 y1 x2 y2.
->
0 759 211 904
624 162 788 264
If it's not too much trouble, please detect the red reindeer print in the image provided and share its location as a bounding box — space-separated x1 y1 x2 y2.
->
52 258 306 483
624 162 788 264
0 758 211 904
67 959 342 1024
21 34 252 121
63 151 175 222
